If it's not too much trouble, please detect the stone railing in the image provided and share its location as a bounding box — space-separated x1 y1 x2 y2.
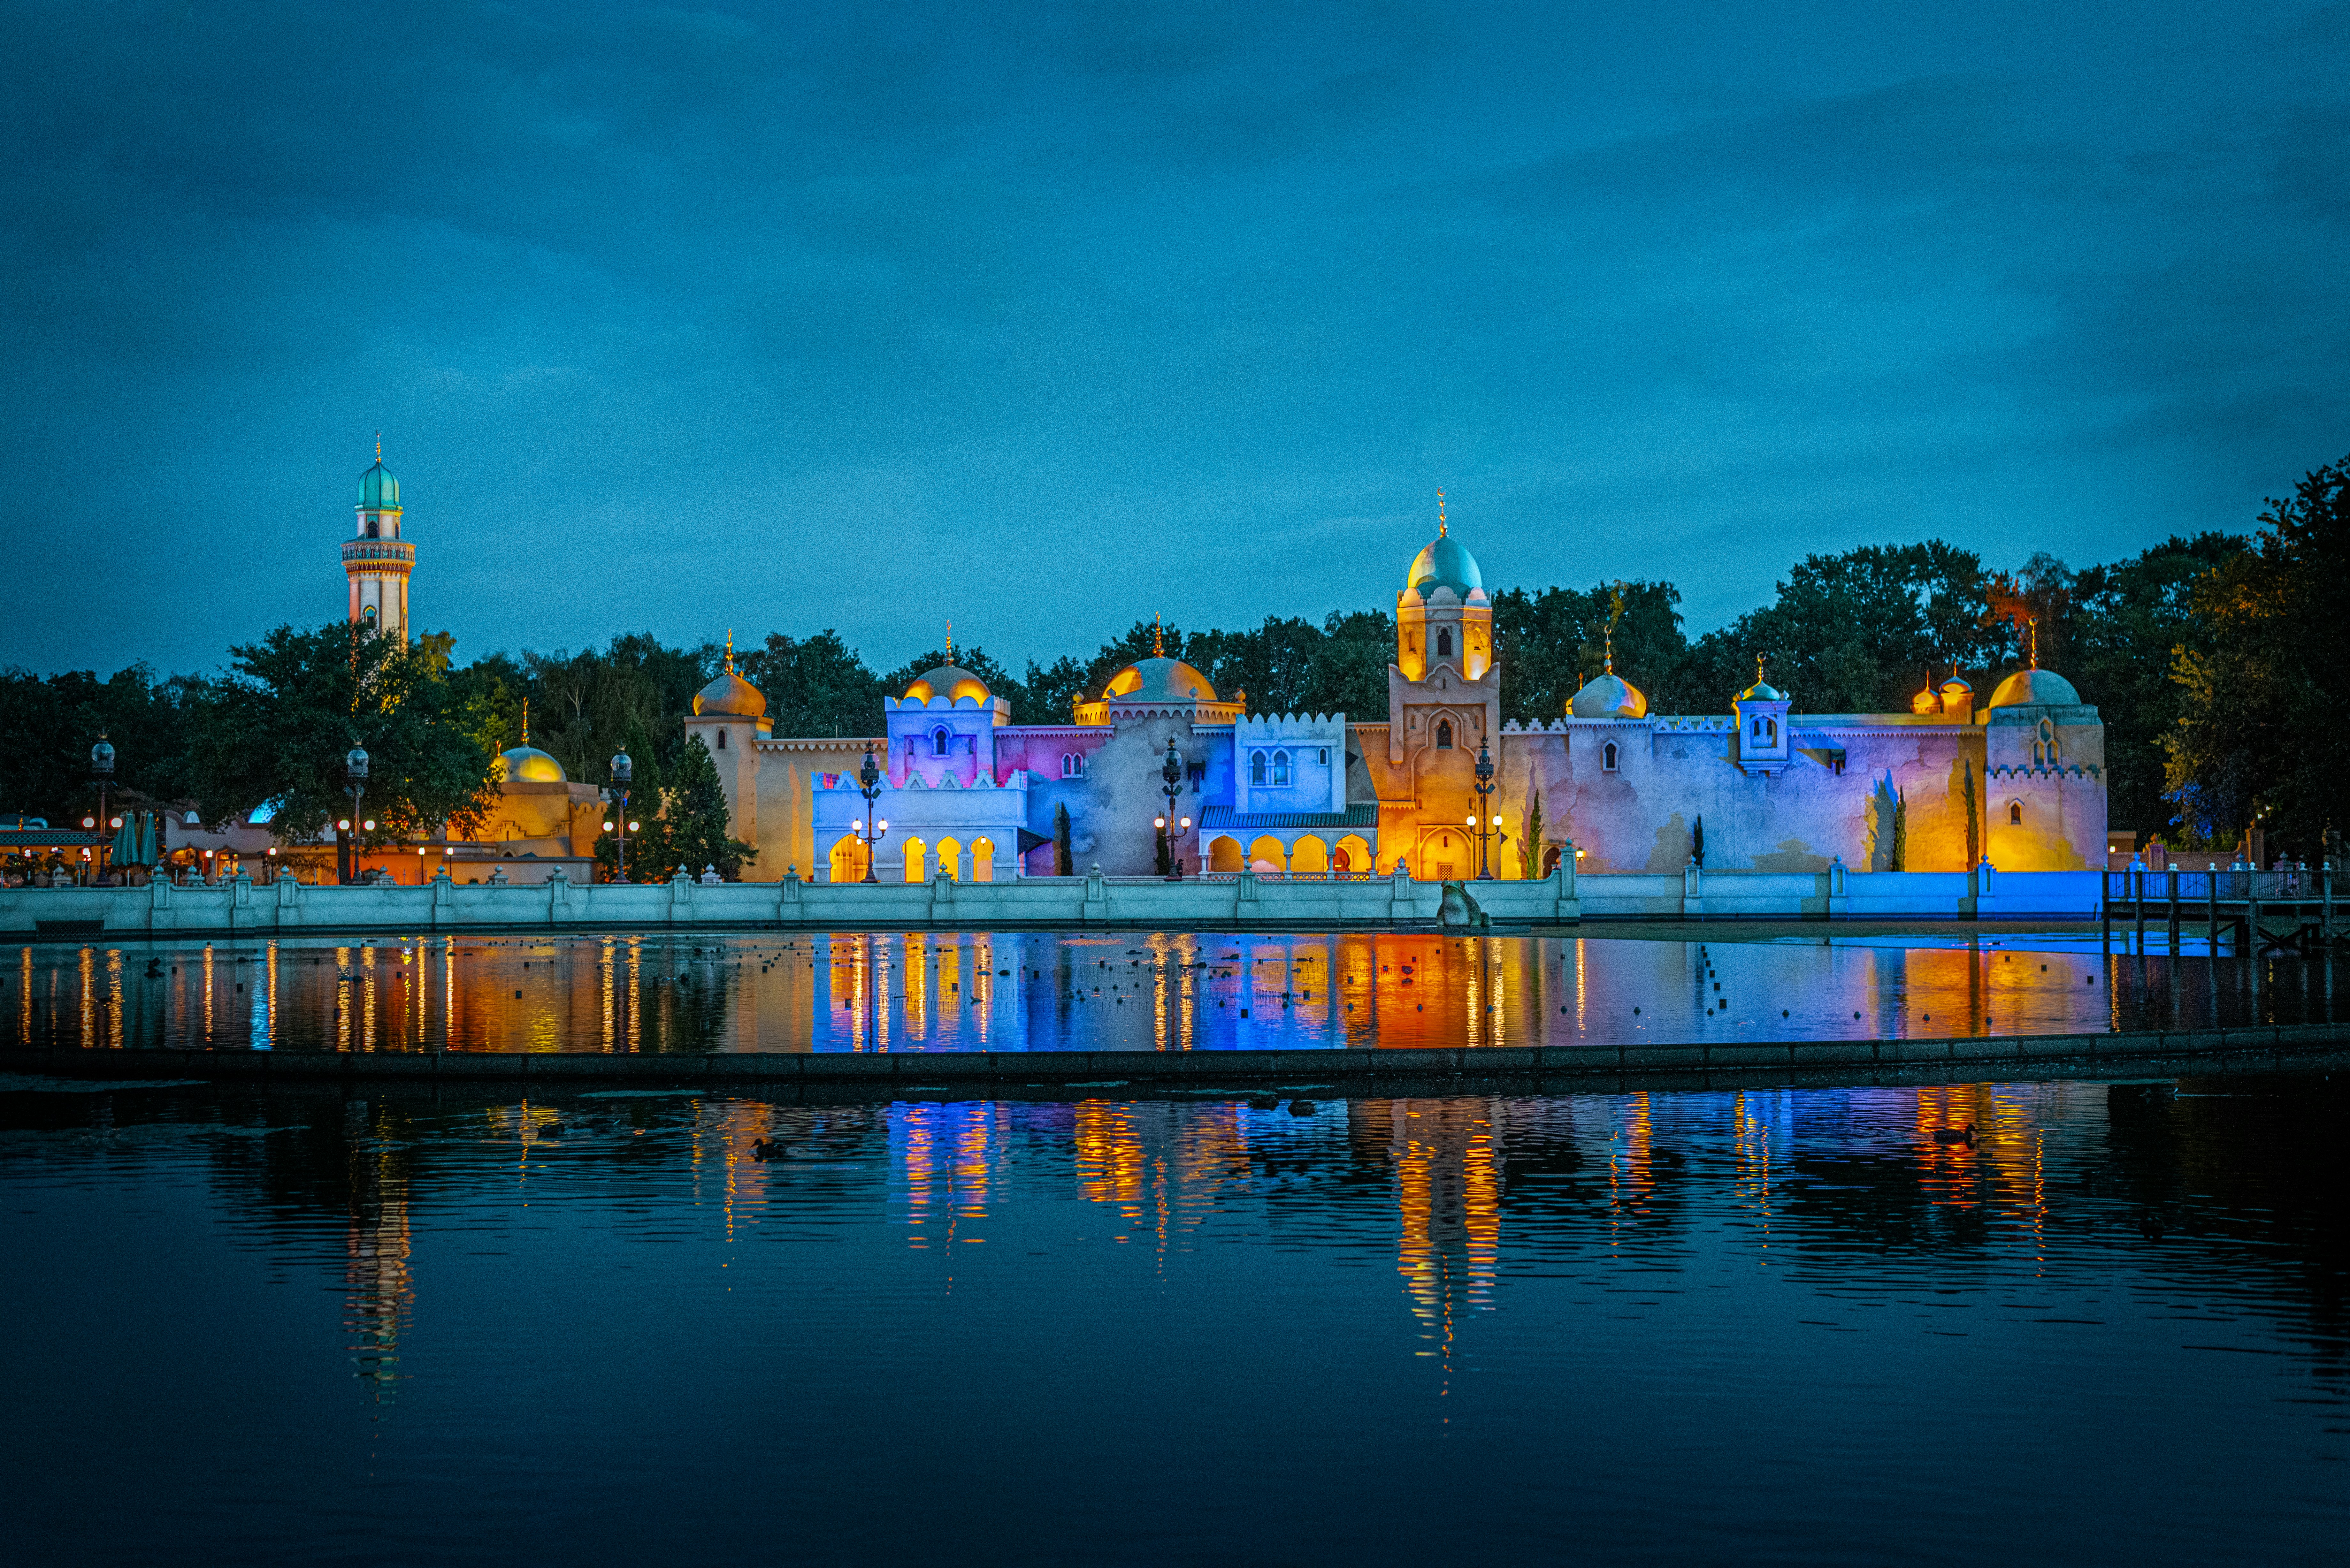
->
0 859 2109 938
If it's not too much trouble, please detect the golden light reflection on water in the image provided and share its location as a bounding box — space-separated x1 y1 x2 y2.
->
4 931 2336 1054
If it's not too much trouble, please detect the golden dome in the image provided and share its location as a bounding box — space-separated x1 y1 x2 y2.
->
496 746 566 784
1103 656 1215 704
1569 671 1647 719
694 668 766 718
1988 668 2081 709
903 664 992 705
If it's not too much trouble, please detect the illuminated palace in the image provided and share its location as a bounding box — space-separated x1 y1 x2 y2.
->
697 512 2108 882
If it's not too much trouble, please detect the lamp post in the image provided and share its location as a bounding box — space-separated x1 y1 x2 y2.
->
343 745 368 885
89 736 114 885
1472 737 1498 879
856 742 888 883
1158 738 1188 877
607 749 633 881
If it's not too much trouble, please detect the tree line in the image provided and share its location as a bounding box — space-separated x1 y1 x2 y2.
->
3 454 2340 862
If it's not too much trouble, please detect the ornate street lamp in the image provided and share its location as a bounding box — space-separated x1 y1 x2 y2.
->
88 736 114 885
343 745 369 885
1472 736 1498 879
608 749 633 881
855 742 888 883
1158 738 1188 876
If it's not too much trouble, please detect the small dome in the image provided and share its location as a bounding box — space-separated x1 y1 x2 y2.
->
903 664 991 705
496 746 566 785
1103 657 1216 704
694 667 767 718
1406 533 1483 599
1940 674 1974 695
1570 671 1648 719
1911 686 1939 715
1738 679 1786 703
1987 668 2081 709
359 459 399 510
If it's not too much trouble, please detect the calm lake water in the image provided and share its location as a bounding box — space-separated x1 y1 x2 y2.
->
4 930 2341 1054
3 1072 2343 1564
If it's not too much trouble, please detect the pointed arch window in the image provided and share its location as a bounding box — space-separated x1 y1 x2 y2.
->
2008 801 2023 826
1249 751 1267 785
1436 628 1453 657
715 729 726 749
1603 741 1619 772
1272 750 1290 786
931 727 950 757
1435 720 1453 750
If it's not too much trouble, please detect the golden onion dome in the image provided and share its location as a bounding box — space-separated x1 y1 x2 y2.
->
495 745 567 784
693 667 767 719
1569 670 1647 719
1987 668 2081 709
903 664 992 705
1102 656 1216 704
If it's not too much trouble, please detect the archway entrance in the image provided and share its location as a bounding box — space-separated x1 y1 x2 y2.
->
1208 836 1244 874
935 836 963 881
902 838 928 883
829 835 868 883
970 838 995 882
1421 829 1462 882
1249 835 1287 875
1333 834 1372 878
1289 835 1328 875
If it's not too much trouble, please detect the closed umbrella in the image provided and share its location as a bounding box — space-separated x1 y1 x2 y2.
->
110 814 137 864
135 811 159 867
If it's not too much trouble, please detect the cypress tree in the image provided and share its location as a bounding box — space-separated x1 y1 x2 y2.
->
1054 802 1072 877
1517 789 1545 878
658 735 755 880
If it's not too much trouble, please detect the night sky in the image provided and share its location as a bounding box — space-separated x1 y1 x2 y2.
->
5 1 2345 681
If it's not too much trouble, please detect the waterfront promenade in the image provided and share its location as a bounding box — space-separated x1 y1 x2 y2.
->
2 861 2104 938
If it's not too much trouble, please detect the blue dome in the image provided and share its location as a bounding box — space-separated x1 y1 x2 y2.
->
359 459 399 510
1406 533 1482 598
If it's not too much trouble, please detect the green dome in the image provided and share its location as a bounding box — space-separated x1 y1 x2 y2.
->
1406 533 1483 599
359 459 400 511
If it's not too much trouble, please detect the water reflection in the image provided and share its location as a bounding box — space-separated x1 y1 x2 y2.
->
4 1073 2345 1562
3 931 2339 1055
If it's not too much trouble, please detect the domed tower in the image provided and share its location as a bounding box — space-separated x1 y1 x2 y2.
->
683 632 772 853
1384 499 1502 872
344 438 414 642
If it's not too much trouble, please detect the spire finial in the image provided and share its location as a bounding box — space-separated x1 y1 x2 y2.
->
1756 652 1765 686
724 629 735 674
2027 616 2039 668
1152 614 1164 658
374 430 381 462
945 620 954 660
520 697 529 748
1437 488 1447 538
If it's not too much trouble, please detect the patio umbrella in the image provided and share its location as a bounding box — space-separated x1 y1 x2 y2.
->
110 814 137 866
135 811 159 866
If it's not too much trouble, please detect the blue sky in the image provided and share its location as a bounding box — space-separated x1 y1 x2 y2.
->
4 0 2345 679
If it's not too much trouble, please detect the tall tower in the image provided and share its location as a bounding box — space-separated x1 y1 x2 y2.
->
344 438 413 642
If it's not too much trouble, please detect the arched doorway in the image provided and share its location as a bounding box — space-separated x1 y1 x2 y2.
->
1249 835 1287 875
1209 836 1244 873
829 834 868 883
1541 843 1562 877
1289 835 1328 875
902 838 928 883
1333 834 1372 878
970 838 994 882
935 836 963 881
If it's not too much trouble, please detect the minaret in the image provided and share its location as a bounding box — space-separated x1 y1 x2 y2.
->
344 435 413 642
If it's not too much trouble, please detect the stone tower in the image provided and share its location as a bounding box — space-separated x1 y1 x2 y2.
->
344 439 413 642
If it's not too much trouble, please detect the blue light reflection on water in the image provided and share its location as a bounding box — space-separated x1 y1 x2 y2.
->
1 1075 2343 1564
2 930 2338 1054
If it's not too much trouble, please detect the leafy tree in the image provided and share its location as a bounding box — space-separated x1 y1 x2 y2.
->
186 621 499 879
1491 580 1684 722
0 662 194 823
2165 456 2347 856
2058 533 2246 840
633 734 754 880
740 629 885 738
1677 542 2006 714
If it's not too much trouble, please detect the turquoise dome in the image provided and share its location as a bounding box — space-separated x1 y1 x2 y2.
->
1406 533 1482 599
359 459 400 510
1988 668 2080 709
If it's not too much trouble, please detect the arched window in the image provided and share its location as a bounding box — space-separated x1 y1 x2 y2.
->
715 729 726 749
1603 742 1619 772
1271 750 1291 785
2008 801 2023 826
1437 628 1453 657
366 521 379 539
1435 720 1453 750
1250 751 1267 784
1766 718 1777 743
931 727 950 757
2038 719 2059 765
1060 752 1081 778
1317 747 1329 766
